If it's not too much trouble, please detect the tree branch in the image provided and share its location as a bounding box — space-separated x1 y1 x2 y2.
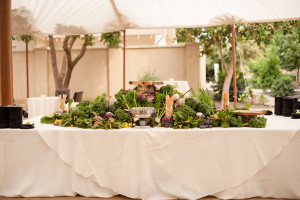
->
62 66 74 89
63 37 87 88
63 37 72 70
68 37 76 49
212 35 228 75
72 44 87 67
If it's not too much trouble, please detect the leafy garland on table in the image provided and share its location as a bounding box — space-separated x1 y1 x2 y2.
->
41 85 267 129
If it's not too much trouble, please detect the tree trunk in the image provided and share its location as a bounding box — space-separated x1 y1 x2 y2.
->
213 37 233 104
49 35 63 89
59 55 67 81
62 66 74 89
221 57 233 103
222 61 234 94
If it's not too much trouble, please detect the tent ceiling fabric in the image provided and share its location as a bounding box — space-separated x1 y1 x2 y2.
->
11 0 300 36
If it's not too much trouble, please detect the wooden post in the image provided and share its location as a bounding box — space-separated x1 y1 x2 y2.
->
0 0 14 106
26 35 29 98
123 30 126 89
232 24 237 108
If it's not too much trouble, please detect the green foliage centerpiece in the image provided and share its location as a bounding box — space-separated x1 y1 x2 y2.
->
41 85 267 129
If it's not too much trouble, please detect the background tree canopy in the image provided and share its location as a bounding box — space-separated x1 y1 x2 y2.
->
175 20 299 99
273 29 300 82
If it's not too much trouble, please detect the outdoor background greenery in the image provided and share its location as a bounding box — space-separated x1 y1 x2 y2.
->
176 20 299 99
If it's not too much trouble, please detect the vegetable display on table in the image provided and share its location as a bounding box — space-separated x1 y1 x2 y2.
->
41 85 267 129
247 117 267 128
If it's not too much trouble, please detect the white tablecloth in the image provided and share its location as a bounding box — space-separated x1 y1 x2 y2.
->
27 97 59 118
0 115 300 199
163 81 190 96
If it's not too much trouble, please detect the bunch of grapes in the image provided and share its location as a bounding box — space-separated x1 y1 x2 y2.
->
161 116 175 128
198 117 213 129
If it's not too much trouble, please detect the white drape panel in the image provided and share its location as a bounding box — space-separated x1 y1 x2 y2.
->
1 116 300 199
1 115 295 199
1 128 300 199
0 129 117 197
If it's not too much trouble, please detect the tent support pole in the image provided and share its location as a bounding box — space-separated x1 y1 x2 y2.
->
0 0 13 106
232 24 237 108
26 35 29 98
123 30 126 89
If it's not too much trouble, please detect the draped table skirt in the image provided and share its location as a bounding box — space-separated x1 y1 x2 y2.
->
0 115 299 199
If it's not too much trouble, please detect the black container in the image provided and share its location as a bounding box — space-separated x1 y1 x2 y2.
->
8 106 23 128
294 98 299 109
294 98 298 105
0 106 9 128
0 106 9 119
9 119 23 128
275 97 283 115
291 113 300 119
295 102 300 111
282 97 295 117
8 106 23 119
0 119 9 128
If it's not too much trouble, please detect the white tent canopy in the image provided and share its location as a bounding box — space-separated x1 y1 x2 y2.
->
11 0 300 36
2 0 299 106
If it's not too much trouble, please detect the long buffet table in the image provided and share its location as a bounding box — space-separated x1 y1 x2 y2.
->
0 115 300 200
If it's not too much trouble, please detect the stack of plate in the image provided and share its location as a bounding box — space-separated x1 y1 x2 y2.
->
8 106 23 128
0 106 23 129
0 106 9 128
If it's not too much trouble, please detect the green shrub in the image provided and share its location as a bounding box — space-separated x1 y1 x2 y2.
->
238 93 247 103
247 77 261 88
286 73 296 82
257 94 268 105
270 76 295 97
248 47 282 90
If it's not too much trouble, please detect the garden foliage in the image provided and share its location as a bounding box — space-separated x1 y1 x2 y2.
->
270 76 295 97
248 47 295 97
273 30 300 81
